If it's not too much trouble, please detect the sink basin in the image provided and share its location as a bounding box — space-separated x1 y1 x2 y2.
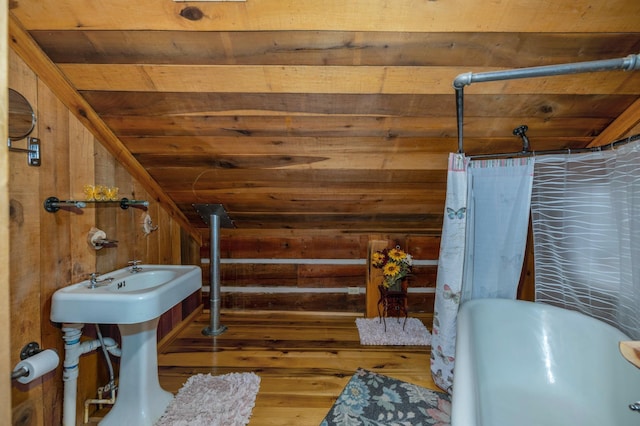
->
50 264 201 324
107 270 178 292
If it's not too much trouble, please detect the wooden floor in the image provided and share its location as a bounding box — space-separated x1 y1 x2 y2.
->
156 308 438 425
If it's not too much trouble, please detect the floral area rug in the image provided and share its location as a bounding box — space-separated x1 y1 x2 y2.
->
356 317 432 346
320 369 450 426
155 372 260 426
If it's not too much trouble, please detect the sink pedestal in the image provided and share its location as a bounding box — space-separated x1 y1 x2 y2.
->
100 318 173 426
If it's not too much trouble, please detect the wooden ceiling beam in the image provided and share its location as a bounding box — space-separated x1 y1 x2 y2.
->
104 115 612 138
8 13 202 244
11 0 640 33
82 92 635 118
120 136 593 155
588 98 640 147
30 31 640 68
134 152 449 170
59 64 640 95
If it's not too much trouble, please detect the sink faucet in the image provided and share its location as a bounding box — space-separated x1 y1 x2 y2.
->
128 260 143 273
88 273 114 289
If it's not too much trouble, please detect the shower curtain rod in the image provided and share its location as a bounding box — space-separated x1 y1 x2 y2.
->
453 53 640 154
466 132 640 160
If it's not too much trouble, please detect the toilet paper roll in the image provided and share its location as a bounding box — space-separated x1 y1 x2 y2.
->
14 349 59 384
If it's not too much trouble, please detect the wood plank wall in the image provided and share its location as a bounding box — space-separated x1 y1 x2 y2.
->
200 228 536 313
201 230 441 314
8 49 200 426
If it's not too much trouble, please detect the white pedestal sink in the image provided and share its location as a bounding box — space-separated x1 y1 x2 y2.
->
51 264 202 426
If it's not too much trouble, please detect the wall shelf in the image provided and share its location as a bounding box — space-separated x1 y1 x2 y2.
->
44 196 149 213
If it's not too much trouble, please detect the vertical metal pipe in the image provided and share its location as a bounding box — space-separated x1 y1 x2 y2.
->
202 213 227 336
455 87 464 154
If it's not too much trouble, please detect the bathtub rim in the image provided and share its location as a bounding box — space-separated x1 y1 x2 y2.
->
450 298 634 426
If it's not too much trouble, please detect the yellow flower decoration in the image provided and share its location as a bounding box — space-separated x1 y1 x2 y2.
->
371 251 385 267
383 262 401 277
388 247 406 261
372 245 413 289
103 186 119 201
83 184 99 201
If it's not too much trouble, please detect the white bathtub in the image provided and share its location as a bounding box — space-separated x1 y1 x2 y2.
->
451 298 640 426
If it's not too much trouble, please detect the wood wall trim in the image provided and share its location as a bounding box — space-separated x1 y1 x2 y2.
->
8 13 201 244
0 0 11 423
588 98 640 147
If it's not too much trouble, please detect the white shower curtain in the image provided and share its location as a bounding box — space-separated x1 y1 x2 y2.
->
531 142 640 339
431 154 534 393
462 158 535 301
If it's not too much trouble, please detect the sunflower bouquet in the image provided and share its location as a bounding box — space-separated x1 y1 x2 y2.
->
371 245 413 290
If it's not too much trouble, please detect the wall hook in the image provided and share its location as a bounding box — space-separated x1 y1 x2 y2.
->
513 125 531 152
142 213 158 235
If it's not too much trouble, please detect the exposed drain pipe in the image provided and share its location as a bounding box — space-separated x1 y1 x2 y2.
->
453 53 640 154
62 325 81 426
193 203 235 336
83 324 119 423
61 324 121 426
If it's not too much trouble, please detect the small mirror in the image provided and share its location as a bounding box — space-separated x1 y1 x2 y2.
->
8 89 41 166
8 88 36 141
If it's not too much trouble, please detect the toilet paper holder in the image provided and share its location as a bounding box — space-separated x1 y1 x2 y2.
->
88 227 118 250
11 341 44 381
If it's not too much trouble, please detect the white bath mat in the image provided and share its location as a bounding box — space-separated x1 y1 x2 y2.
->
155 372 260 426
356 317 432 346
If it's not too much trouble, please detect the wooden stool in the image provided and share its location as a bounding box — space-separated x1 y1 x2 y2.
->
377 284 408 332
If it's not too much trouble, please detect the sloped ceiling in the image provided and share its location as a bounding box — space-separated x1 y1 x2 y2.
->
8 0 640 239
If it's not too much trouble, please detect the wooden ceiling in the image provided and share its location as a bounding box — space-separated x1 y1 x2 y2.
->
8 0 640 238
